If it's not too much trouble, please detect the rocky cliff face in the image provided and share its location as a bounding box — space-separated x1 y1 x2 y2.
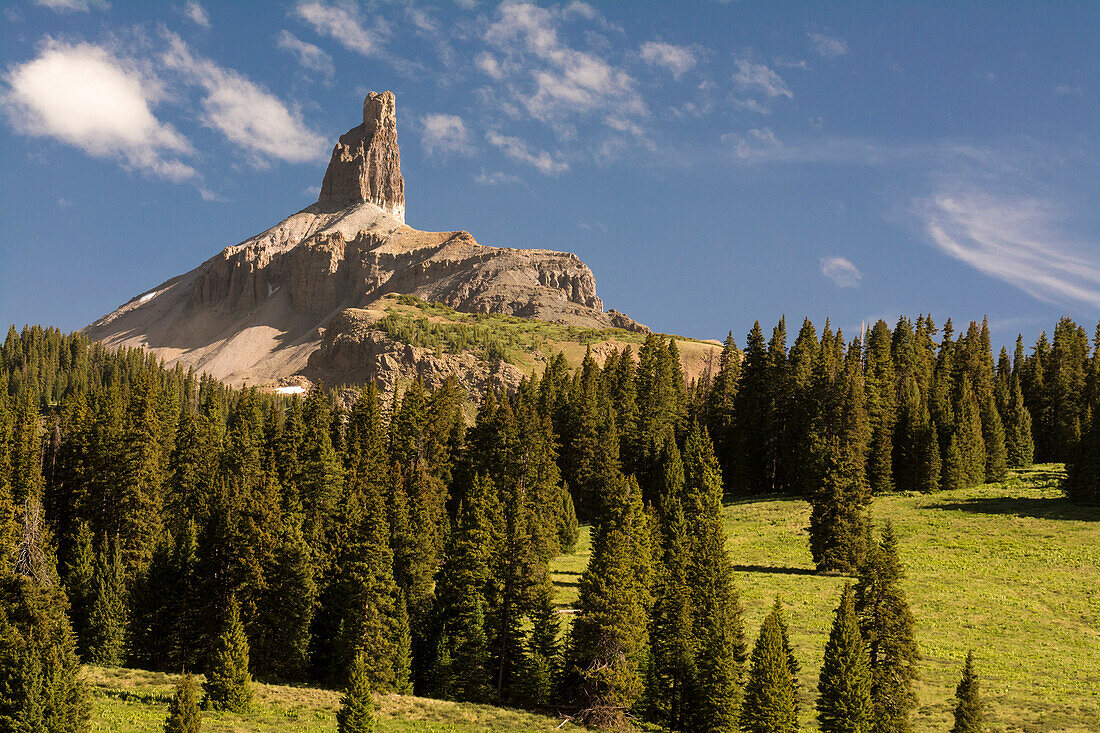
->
318 91 405 221
85 90 647 398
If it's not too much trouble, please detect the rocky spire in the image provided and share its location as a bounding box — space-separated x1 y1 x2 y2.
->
317 91 406 222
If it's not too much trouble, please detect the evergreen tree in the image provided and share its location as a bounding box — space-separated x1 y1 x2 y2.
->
682 424 745 731
1002 377 1034 469
1064 405 1099 505
817 584 873 733
979 393 1007 483
893 381 940 494
950 651 983 733
809 341 873 573
435 474 494 702
64 520 95 659
252 513 316 681
706 332 741 488
163 673 200 733
731 322 769 494
865 320 897 494
567 474 653 727
203 596 252 713
86 534 127 666
953 376 987 488
337 650 376 733
0 573 91 733
854 524 919 733
739 601 799 733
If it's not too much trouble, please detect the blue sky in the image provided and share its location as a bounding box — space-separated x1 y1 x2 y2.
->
1 0 1097 351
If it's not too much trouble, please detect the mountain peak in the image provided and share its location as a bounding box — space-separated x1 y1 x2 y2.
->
317 90 405 221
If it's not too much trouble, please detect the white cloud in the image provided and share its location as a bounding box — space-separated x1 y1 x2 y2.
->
184 1 210 28
1054 84 1083 96
483 3 644 124
809 32 849 58
733 98 770 115
474 169 523 186
722 127 784 160
199 187 227 202
640 41 697 79
821 256 862 287
486 131 568 175
921 189 1100 308
421 113 473 157
2 41 195 181
277 31 334 79
293 2 381 57
161 33 326 165
35 0 108 12
476 52 507 80
732 58 792 99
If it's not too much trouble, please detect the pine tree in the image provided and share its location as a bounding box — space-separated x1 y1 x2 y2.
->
706 332 741 488
731 322 769 494
203 596 252 713
64 521 95 659
1002 377 1034 469
865 320 897 494
809 340 873 573
953 376 987 488
567 474 653 727
854 524 919 733
682 424 745 731
163 673 200 733
740 601 799 733
337 650 376 733
435 474 494 702
950 651 983 733
86 534 127 666
252 512 316 681
979 393 1007 483
817 584 873 733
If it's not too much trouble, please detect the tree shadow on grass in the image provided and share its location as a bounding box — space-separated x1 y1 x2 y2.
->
732 564 818 576
928 495 1099 521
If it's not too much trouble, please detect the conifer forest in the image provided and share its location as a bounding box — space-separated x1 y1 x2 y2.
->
2 314 1098 732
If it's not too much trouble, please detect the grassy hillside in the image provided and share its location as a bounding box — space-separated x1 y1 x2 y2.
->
554 464 1099 733
89 465 1097 731
369 295 721 379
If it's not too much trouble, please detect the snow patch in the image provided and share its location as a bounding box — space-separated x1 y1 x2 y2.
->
138 290 159 304
274 385 306 395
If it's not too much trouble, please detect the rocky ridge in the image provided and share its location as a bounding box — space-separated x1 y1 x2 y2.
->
85 90 649 399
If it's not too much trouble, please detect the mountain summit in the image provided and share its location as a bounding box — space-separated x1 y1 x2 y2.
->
85 91 647 394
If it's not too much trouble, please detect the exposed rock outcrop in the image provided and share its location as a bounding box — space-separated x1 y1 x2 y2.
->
318 91 405 221
85 90 648 396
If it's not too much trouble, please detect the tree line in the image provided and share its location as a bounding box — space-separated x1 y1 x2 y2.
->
1 313 1095 731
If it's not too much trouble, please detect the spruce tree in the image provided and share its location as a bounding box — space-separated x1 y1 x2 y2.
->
950 651 983 733
1002 377 1034 469
567 474 653 727
865 320 897 494
817 583 872 733
337 650 376 733
64 521 95 659
809 340 873 573
854 524 919 733
979 393 1007 484
203 596 252 713
252 512 316 681
953 376 986 488
86 534 127 666
740 601 799 733
163 673 200 733
435 474 494 702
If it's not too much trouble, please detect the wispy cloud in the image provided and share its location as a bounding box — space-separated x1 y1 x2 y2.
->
722 127 784 159
821 256 862 287
1054 84 1083 96
474 169 524 186
293 2 382 57
2 40 195 181
640 41 697 79
733 58 792 99
35 0 108 12
809 32 849 58
482 3 644 126
421 113 474 157
184 1 210 28
277 31 334 80
486 131 568 175
161 32 326 165
920 188 1100 308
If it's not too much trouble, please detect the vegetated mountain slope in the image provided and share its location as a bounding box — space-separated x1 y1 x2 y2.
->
551 464 1100 733
84 90 663 398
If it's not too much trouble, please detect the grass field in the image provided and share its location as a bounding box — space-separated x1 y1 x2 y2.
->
553 463 1098 733
89 465 1097 731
